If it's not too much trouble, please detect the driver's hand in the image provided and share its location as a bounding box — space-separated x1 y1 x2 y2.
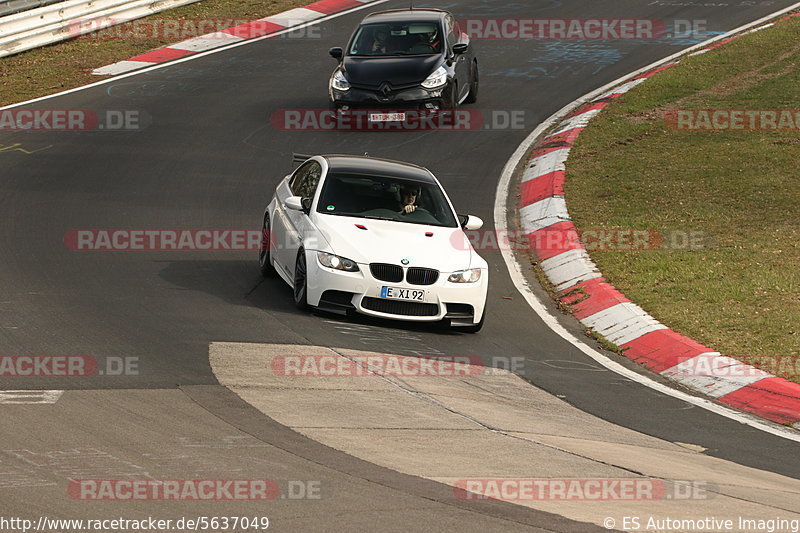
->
402 204 416 214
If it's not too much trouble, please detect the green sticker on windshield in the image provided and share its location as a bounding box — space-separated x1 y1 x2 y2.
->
326 205 335 211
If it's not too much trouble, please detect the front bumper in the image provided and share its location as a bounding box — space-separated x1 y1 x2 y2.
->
305 254 487 325
330 83 453 110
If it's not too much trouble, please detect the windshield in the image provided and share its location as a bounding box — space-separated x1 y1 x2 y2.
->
348 21 443 56
316 173 458 227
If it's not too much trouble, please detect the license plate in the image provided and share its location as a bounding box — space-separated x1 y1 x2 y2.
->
380 286 425 301
369 112 406 122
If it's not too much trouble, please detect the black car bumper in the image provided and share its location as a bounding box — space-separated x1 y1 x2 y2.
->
330 83 454 110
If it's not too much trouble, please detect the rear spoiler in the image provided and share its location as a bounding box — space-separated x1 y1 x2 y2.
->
292 153 314 167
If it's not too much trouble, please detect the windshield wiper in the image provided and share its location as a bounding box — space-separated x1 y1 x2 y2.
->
361 215 400 222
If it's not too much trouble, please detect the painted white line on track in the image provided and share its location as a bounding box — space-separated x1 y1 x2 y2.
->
0 0 391 111
494 1 800 443
0 390 63 404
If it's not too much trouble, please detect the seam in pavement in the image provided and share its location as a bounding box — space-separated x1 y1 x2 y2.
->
325 348 688 481
326 354 800 515
215 347 800 515
179 383 604 532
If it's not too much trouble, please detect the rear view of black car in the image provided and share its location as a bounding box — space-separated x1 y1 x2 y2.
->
328 9 478 111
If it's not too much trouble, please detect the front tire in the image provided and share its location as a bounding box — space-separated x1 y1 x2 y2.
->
293 249 309 310
464 61 479 104
445 81 458 110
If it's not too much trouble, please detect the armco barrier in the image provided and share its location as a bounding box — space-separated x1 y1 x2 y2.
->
0 0 66 18
0 0 202 58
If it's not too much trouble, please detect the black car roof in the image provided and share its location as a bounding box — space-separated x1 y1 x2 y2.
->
361 9 448 24
322 155 436 183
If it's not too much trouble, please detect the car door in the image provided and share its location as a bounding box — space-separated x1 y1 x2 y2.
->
274 161 312 274
280 161 323 275
447 16 470 102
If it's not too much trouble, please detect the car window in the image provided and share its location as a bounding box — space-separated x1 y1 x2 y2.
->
291 161 322 198
446 16 457 48
316 173 457 228
348 21 443 56
452 20 465 44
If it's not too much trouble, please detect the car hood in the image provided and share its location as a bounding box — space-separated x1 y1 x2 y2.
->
342 55 442 89
315 215 478 273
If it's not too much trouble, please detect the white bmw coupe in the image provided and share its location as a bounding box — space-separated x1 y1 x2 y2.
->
259 154 488 332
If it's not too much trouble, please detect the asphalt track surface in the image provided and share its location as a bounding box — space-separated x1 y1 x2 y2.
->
1 0 799 530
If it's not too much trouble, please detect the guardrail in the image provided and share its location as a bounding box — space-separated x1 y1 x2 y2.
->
0 0 66 18
0 0 202 58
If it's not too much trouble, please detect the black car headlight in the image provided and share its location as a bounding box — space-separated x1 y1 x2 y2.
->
318 252 359 272
421 66 448 89
330 70 351 92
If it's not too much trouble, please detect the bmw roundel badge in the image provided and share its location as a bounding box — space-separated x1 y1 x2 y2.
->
401 259 410 265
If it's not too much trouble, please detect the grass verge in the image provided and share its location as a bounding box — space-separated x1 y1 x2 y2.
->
566 16 800 381
0 0 310 107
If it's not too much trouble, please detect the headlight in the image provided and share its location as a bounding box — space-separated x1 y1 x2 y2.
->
421 66 448 89
448 268 482 283
318 252 359 272
330 70 350 92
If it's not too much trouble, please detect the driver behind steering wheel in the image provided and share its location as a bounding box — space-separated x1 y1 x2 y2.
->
418 26 439 49
398 185 421 214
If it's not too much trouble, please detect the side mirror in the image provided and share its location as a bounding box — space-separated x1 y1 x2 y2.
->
452 43 468 55
459 214 483 230
329 47 343 60
285 196 304 211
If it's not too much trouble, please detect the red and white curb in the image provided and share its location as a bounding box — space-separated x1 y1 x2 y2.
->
92 0 380 76
519 13 800 427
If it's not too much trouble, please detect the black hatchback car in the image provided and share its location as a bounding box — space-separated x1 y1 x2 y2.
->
328 9 478 111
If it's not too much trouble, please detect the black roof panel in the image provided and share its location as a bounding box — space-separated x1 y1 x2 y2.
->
322 155 435 183
361 9 448 24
